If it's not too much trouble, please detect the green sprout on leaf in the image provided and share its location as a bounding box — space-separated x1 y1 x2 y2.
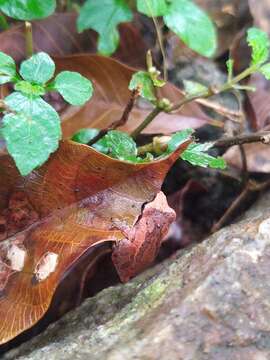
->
0 51 93 175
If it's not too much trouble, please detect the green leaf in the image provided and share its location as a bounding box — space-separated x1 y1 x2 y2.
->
247 27 270 66
99 130 137 161
0 51 16 84
226 59 234 80
129 71 156 102
183 80 208 96
167 129 194 153
77 0 133 55
15 80 45 96
149 67 166 87
163 0 217 57
2 92 61 175
72 128 99 144
181 142 226 169
19 52 55 85
53 71 93 106
137 0 169 17
259 63 270 79
0 0 56 20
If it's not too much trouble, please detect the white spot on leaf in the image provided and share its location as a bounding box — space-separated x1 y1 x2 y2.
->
7 244 26 271
34 252 58 282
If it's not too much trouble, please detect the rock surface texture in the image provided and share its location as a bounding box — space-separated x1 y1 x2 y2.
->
4 192 270 360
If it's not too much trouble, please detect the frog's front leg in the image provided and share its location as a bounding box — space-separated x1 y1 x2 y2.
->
112 191 176 282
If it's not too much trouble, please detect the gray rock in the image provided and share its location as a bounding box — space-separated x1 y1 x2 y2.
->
4 192 270 360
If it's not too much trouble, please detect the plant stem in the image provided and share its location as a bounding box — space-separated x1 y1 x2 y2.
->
152 17 167 82
211 178 270 233
0 12 8 30
88 89 139 146
130 107 162 139
137 131 270 156
211 184 250 233
131 65 257 138
25 21 33 58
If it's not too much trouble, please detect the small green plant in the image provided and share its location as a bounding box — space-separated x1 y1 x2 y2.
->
1 0 270 178
77 0 217 57
73 27 270 171
0 51 92 175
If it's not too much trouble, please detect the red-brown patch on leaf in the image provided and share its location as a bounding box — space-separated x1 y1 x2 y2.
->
112 191 176 282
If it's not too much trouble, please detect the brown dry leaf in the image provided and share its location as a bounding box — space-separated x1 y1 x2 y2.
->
54 54 213 138
224 142 270 173
0 139 189 345
248 0 270 33
246 74 270 131
0 13 148 68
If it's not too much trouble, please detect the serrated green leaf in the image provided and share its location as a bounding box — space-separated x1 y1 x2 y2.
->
163 0 217 57
181 142 226 169
19 52 55 84
259 63 270 79
77 0 133 55
100 130 137 160
129 71 156 102
137 0 169 17
53 71 93 106
2 92 61 175
15 80 45 96
0 0 56 20
247 27 270 66
72 128 100 144
183 80 208 96
167 129 194 153
0 51 16 84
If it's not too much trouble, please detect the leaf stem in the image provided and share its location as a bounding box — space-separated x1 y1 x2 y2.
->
88 89 139 146
25 21 33 58
130 107 162 139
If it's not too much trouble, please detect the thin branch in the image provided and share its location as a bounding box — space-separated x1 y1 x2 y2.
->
211 185 250 233
211 179 270 233
88 89 139 146
152 17 167 82
130 63 257 138
239 144 249 185
214 131 270 148
195 98 243 121
138 130 270 156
